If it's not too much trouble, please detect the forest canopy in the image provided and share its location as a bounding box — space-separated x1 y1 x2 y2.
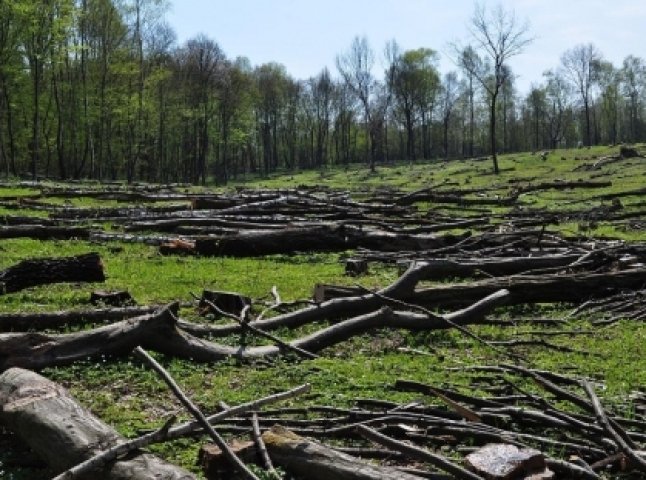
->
0 0 644 183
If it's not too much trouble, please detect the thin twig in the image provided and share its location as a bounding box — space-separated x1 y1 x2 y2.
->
356 425 485 480
200 297 318 359
582 380 646 472
133 346 260 480
356 284 519 360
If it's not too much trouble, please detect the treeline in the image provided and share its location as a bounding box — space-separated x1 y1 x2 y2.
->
0 1 645 184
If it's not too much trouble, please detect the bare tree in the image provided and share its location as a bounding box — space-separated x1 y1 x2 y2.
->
461 3 532 173
336 36 377 171
440 71 460 159
621 55 646 143
543 69 572 149
560 43 602 147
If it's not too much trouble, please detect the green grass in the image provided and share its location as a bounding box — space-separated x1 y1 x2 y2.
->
0 145 645 478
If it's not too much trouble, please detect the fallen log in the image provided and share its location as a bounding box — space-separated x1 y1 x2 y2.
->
411 268 646 308
0 305 160 332
0 225 90 240
0 252 105 294
0 291 508 369
178 225 468 257
0 308 172 370
261 425 421 480
0 367 195 479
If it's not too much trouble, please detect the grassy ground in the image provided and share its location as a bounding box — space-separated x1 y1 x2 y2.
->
0 146 645 478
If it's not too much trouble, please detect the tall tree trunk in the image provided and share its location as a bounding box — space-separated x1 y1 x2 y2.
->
490 90 499 174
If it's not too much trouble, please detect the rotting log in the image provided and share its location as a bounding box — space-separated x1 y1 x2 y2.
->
0 367 195 479
261 425 421 480
0 252 105 294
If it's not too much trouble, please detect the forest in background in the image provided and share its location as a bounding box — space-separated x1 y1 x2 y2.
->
1 0 645 184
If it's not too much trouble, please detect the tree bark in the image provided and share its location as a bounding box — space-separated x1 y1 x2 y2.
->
0 367 195 479
0 253 105 294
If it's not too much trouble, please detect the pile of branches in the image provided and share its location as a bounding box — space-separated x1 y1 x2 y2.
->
2 360 644 479
4 182 643 255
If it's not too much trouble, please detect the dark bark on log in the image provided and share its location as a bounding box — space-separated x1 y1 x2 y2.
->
90 290 135 307
0 253 105 294
396 192 517 207
0 305 159 332
0 215 58 226
188 226 468 257
261 425 421 480
0 367 195 479
0 225 90 240
411 269 646 308
199 290 252 317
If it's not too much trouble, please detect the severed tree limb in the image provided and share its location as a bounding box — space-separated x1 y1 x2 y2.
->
545 458 600 479
51 383 310 480
356 425 484 480
132 346 260 480
0 307 176 370
0 291 510 369
582 380 646 472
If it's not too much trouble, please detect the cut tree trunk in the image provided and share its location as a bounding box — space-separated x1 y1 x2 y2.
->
0 253 105 294
261 425 421 480
0 367 195 479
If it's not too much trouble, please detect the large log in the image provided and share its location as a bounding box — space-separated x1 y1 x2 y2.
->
411 268 646 308
0 253 105 294
0 291 508 369
189 225 468 257
0 368 195 479
0 305 160 332
0 308 173 370
261 425 421 480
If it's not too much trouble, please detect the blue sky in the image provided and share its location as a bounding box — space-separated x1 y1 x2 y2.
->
167 0 646 93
